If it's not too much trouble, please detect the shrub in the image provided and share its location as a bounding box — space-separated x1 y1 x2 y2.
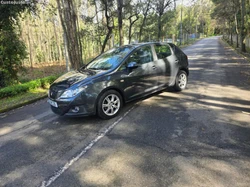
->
0 31 27 87
0 75 58 99
25 79 42 90
41 75 57 88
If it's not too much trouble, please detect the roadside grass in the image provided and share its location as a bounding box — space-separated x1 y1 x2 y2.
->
0 88 48 113
1 63 85 113
220 38 250 62
220 38 250 84
0 74 58 113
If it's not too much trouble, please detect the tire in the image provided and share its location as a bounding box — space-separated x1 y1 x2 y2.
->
174 70 188 91
97 90 123 119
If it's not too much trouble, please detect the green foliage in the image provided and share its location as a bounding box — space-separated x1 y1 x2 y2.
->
0 2 36 87
0 75 58 99
40 75 57 88
36 48 46 63
0 31 27 87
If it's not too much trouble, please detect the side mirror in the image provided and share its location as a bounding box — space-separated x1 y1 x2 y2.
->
127 61 139 69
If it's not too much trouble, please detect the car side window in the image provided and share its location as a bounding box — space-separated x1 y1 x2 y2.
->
130 46 153 65
154 44 172 59
119 46 153 71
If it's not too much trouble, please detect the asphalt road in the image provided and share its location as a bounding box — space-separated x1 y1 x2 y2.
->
1 36 250 187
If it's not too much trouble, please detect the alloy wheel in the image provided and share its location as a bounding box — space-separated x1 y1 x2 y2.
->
178 73 187 89
102 94 121 116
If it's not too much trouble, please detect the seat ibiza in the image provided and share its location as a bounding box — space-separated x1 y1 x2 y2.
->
48 43 189 119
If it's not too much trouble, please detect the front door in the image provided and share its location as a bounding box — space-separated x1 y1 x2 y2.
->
118 45 158 100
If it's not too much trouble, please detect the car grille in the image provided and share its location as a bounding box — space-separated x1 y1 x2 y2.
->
50 104 69 115
49 86 64 99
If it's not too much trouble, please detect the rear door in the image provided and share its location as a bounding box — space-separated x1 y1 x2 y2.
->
153 44 173 87
169 43 188 69
168 43 185 86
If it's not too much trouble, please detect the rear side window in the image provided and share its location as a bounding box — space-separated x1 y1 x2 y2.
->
155 44 172 59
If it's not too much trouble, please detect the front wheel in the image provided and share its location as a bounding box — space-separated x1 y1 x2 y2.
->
174 70 188 91
97 90 123 119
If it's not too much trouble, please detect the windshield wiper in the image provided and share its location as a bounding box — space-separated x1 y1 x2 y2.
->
87 67 99 70
88 67 110 70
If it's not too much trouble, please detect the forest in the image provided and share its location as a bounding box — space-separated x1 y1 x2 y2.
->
0 0 249 88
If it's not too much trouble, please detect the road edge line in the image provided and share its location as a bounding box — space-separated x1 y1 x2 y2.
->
40 105 135 187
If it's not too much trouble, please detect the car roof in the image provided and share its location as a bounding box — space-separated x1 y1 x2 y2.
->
122 42 174 49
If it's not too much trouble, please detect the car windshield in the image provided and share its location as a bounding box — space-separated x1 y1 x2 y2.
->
86 46 134 70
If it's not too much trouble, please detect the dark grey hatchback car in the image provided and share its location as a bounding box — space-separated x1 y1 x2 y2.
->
48 43 189 119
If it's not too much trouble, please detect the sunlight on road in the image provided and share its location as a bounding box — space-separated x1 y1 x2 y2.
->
78 148 147 186
23 135 44 146
172 156 250 187
80 168 114 185
0 127 12 136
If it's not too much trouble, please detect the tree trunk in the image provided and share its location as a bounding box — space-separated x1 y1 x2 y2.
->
138 1 150 42
139 15 147 42
235 12 239 48
157 14 162 41
128 20 133 44
100 0 114 53
56 0 82 70
53 21 60 62
229 21 233 45
46 23 52 62
240 0 246 52
94 0 102 53
41 11 48 63
117 0 123 46
101 28 112 53
128 15 139 44
27 19 33 68
75 2 83 65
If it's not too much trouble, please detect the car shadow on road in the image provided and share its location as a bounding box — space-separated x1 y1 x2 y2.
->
76 90 250 186
35 79 249 186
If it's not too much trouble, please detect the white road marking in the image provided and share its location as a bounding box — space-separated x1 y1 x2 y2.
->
40 106 135 187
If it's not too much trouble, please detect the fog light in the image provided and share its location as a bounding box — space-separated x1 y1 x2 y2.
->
71 106 80 113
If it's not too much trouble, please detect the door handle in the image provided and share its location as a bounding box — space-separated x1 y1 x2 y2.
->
152 65 156 70
175 60 179 63
121 74 129 78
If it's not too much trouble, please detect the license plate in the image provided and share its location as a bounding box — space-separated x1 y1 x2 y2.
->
48 99 58 108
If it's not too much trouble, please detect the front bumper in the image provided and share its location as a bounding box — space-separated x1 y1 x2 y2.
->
48 96 96 117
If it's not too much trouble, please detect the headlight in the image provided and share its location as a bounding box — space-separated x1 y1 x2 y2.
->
59 86 87 99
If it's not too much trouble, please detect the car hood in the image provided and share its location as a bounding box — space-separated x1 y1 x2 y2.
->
52 69 104 89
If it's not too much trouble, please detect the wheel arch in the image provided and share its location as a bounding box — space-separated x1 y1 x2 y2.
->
94 86 125 113
179 67 189 76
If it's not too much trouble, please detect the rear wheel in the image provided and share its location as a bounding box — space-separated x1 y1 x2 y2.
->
97 90 123 119
174 70 188 91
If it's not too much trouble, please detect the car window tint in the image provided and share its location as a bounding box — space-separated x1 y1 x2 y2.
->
129 46 153 65
119 46 153 71
86 46 133 70
155 44 172 59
